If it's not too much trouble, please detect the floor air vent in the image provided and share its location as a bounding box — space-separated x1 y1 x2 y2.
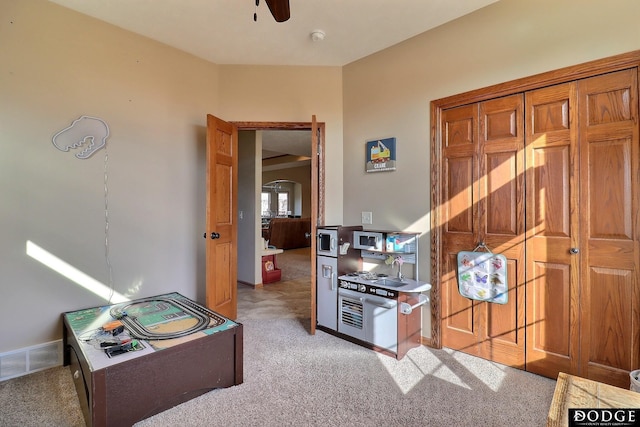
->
0 340 62 382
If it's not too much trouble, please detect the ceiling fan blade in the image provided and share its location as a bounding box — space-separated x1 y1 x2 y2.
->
264 0 290 22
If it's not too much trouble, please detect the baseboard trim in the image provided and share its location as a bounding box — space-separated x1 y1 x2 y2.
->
0 340 62 382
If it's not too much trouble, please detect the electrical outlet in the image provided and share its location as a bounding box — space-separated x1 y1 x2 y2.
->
361 211 372 225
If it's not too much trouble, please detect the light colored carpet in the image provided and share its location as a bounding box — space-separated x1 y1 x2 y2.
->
0 317 557 426
0 364 84 427
137 318 556 427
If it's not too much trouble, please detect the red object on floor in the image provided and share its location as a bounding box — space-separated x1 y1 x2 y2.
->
262 254 282 283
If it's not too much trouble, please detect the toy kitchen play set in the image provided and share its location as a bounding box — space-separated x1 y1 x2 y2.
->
316 227 431 360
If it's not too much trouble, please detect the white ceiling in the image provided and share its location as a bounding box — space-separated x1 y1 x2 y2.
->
260 130 311 171
49 0 498 67
262 130 311 158
48 0 498 167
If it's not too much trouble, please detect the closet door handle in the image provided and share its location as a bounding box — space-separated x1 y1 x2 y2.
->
569 247 579 254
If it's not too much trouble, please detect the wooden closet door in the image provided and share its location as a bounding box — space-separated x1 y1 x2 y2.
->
525 69 640 387
441 95 525 366
478 95 526 366
577 69 640 387
434 54 640 388
441 103 481 356
524 82 580 378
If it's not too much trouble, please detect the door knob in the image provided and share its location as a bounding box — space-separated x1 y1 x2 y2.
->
305 232 311 239
210 232 220 239
569 247 579 254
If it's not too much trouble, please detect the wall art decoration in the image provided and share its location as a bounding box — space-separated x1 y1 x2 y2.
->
365 137 396 172
51 115 116 301
456 245 508 304
52 115 110 159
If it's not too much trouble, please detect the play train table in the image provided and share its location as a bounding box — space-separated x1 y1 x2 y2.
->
62 292 243 426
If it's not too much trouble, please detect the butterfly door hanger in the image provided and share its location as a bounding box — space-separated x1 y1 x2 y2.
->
456 243 508 304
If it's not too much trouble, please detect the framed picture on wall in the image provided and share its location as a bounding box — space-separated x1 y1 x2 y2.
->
365 137 396 172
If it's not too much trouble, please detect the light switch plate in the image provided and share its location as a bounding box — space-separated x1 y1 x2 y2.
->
361 211 373 225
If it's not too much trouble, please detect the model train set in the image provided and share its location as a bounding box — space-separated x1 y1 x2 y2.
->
63 292 243 426
66 293 231 358
111 295 226 340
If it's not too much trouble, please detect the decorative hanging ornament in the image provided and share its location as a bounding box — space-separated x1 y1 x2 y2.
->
52 115 110 159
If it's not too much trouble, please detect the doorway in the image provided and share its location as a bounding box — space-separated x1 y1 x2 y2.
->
234 121 324 327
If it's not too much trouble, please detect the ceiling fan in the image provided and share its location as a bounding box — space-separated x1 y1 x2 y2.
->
255 0 291 23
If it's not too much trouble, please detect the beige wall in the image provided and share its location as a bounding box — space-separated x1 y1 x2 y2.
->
218 65 344 225
237 131 262 285
342 0 640 337
0 0 219 352
0 1 343 352
5 0 640 355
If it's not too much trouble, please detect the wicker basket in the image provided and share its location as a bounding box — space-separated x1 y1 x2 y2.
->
630 369 640 392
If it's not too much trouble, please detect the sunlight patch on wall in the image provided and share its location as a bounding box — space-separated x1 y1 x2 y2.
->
26 240 128 303
405 213 430 236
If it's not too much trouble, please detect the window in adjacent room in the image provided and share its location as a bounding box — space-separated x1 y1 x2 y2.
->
277 192 289 216
261 192 271 217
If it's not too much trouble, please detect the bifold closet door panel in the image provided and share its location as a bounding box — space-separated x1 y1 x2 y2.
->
577 69 640 388
524 81 580 379
524 69 640 388
441 104 481 355
477 95 525 367
441 95 526 367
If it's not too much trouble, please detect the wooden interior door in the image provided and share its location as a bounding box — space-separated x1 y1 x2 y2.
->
205 114 238 319
478 95 526 366
434 53 640 388
310 115 320 335
441 95 526 366
525 81 580 378
577 69 640 387
525 69 640 387
441 103 481 356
